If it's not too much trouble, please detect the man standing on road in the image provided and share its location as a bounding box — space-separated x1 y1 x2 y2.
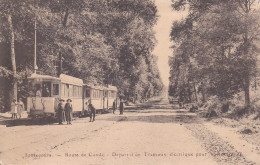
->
113 100 116 114
65 99 73 125
88 100 96 122
57 99 65 125
119 99 124 115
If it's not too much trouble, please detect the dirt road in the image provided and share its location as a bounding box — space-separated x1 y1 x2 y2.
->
0 97 258 165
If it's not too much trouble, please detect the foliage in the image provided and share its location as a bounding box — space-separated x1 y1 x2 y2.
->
169 0 260 108
0 0 164 111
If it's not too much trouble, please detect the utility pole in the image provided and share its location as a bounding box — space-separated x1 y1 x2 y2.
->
34 0 38 74
107 74 109 111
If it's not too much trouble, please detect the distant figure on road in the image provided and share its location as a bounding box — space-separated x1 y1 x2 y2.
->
119 99 124 115
178 100 182 108
65 99 73 125
17 98 24 119
113 100 116 114
11 99 18 119
58 99 65 125
88 100 96 122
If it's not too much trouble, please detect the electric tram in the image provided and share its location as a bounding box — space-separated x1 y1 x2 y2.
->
27 73 117 118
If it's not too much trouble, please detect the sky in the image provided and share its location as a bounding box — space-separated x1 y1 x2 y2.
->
153 0 186 86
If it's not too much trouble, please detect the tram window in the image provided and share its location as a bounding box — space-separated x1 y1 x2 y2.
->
69 85 73 97
113 92 115 97
100 90 103 97
77 86 81 97
85 89 90 98
53 84 59 95
93 90 96 98
42 82 51 97
28 81 35 97
35 84 42 97
61 84 65 96
78 86 80 97
79 87 82 97
73 85 77 97
65 84 69 97
73 86 81 97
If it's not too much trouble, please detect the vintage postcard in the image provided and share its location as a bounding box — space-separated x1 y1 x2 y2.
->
0 0 260 165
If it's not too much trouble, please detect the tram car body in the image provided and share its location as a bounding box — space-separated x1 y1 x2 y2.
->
83 85 118 113
27 73 117 118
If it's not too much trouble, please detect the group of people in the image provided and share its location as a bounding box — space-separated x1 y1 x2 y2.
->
86 99 124 122
35 85 50 97
10 98 24 119
57 99 73 125
10 97 125 122
84 98 125 123
113 99 124 115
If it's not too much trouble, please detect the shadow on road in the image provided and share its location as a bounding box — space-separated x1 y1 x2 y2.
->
125 109 187 113
125 104 180 110
124 97 181 110
0 118 58 127
105 114 202 124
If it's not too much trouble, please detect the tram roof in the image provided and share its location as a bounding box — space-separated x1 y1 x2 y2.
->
60 74 83 86
84 84 105 90
83 84 117 91
28 73 60 80
107 85 117 91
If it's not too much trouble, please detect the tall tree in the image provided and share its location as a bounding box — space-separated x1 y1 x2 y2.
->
169 0 260 108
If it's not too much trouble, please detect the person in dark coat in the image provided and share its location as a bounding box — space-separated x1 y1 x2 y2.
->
57 99 65 125
65 99 73 125
113 100 116 114
88 100 96 122
119 99 124 115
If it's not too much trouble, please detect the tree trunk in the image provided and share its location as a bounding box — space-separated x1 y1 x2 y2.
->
201 82 207 103
238 0 251 109
63 8 69 27
7 13 17 101
189 63 198 103
244 75 250 108
243 0 250 108
187 82 192 103
193 81 198 103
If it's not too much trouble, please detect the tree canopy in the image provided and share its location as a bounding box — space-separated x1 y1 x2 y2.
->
0 0 164 112
169 0 260 108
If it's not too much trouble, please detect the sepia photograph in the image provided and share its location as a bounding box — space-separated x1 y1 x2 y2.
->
0 0 260 164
